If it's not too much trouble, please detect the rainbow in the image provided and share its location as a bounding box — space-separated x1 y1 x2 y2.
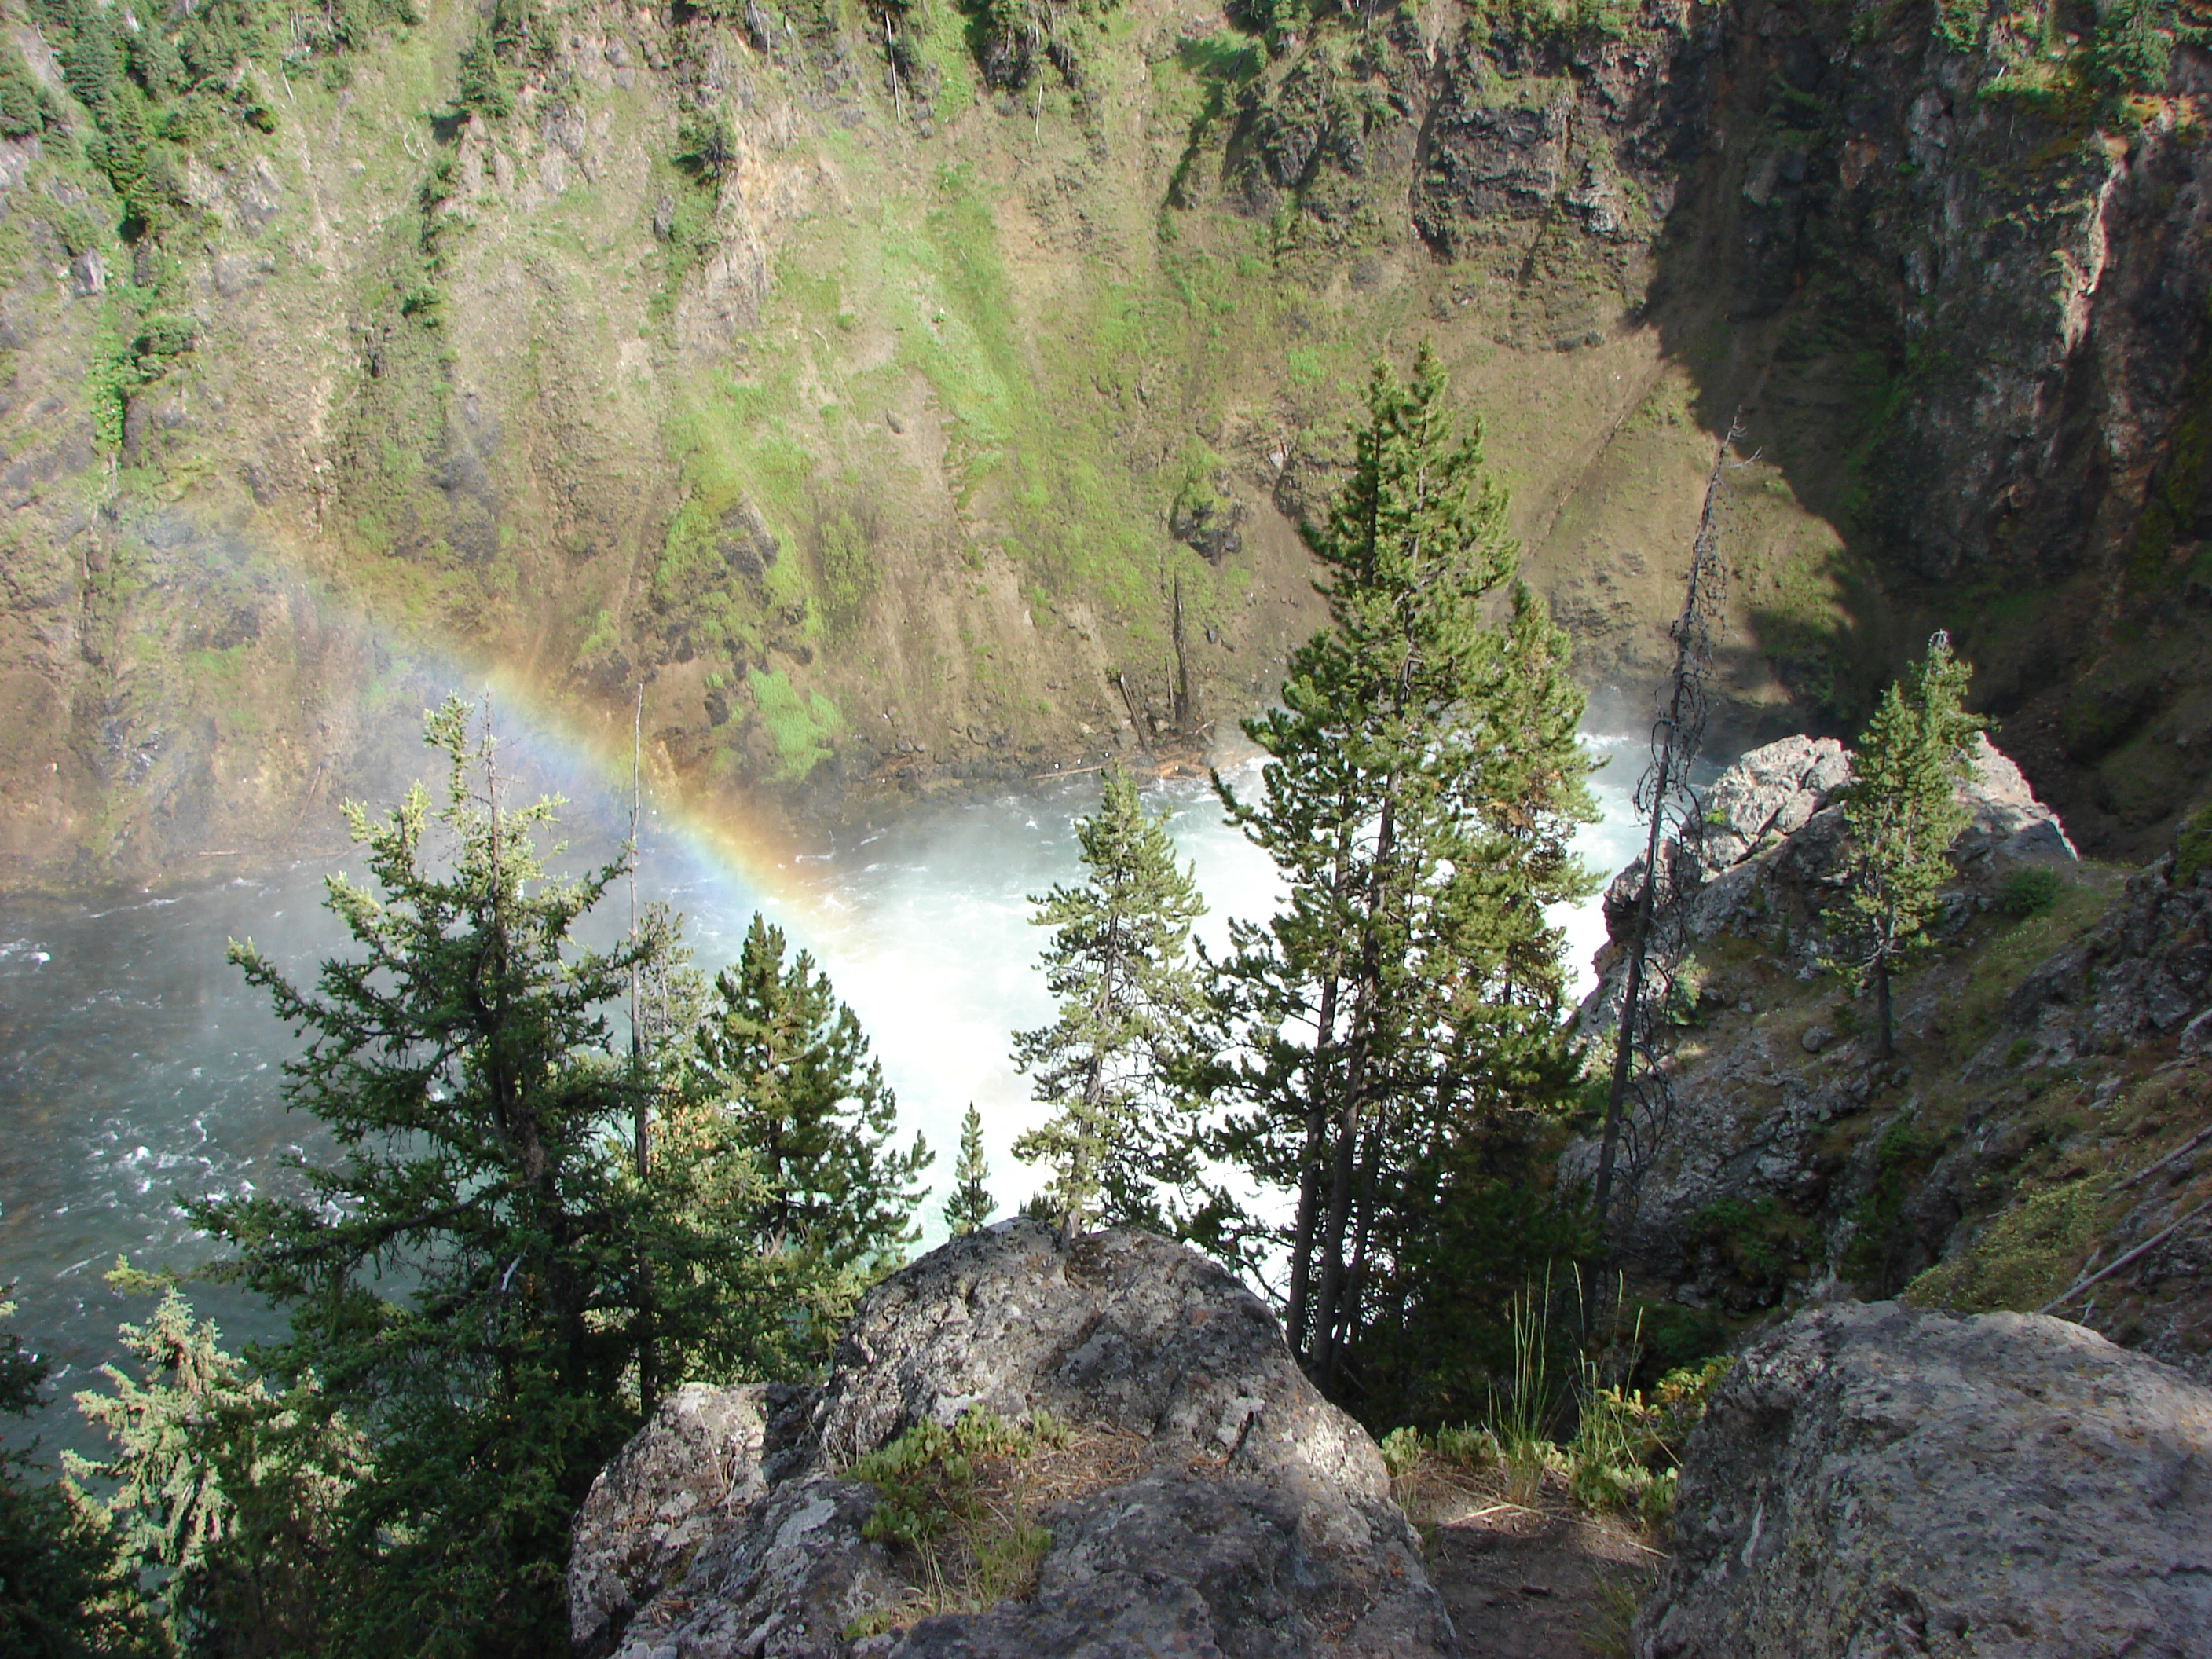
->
425 657 837 935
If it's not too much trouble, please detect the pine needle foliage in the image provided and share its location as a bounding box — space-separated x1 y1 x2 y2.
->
1205 344 1595 1397
187 698 676 1656
0 1296 157 1659
64 1265 364 1657
1834 632 1982 1060
943 1106 997 1236
1012 766 1209 1241
685 914 932 1371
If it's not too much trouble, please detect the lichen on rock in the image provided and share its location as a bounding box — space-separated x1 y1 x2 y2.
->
568 1219 1455 1658
1635 1299 2212 1658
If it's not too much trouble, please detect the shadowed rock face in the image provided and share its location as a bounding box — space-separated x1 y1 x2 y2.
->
567 1221 1456 1659
1636 1300 2212 1659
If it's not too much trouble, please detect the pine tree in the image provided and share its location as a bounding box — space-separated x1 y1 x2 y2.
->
188 698 676 1656
1012 764 1208 1242
687 914 932 1368
65 1265 363 1657
0 1294 156 1658
943 1105 996 1236
1206 345 1595 1393
1836 632 1982 1060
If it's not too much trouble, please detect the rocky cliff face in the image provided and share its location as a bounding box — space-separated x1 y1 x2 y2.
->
1579 731 2212 1385
567 1220 1454 1658
1635 1299 2212 1657
2 0 2207 891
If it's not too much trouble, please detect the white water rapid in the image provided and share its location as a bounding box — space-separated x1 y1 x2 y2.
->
0 732 1650 1454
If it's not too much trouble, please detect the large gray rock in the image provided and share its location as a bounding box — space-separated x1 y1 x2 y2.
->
1691 734 1854 878
1954 733 2078 866
569 1221 1456 1659
1636 1301 2212 1658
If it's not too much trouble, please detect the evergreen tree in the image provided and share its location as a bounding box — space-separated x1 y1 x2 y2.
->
687 914 932 1369
189 698 675 1657
1012 765 1208 1242
0 1294 156 1658
1835 632 1982 1060
65 1265 363 1657
1205 345 1595 1395
943 1106 996 1236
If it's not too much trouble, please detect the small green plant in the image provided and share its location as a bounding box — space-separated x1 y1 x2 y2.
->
1563 1354 1730 1526
1492 1277 1561 1504
844 1407 1065 1633
1584 1569 1654 1659
676 112 737 181
1430 1423 1500 1469
747 668 842 782
1379 1420 1500 1485
1380 1419 1503 1529
1378 1424 1422 1478
1997 866 2063 919
2178 800 2212 883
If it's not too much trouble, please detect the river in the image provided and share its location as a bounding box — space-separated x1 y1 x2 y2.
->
0 734 1648 1454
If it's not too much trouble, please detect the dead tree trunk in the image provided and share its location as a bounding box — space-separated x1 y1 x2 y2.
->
1590 419 1740 1255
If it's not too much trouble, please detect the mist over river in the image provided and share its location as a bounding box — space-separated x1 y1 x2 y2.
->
0 734 1648 1456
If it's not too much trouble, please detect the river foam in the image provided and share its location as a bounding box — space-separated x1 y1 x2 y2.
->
0 731 1654 1455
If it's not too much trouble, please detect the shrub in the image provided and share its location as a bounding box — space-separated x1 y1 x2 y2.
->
1997 866 2063 919
1902 1179 2104 1313
846 1407 1064 1634
676 113 737 181
2178 800 2212 883
1564 1355 1730 1527
0 49 46 137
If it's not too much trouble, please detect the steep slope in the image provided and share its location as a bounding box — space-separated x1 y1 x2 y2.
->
0 0 2205 892
1577 734 2212 1386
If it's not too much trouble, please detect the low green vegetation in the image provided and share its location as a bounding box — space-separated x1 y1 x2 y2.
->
846 1405 1063 1633
1996 865 2064 919
1685 1195 1821 1304
1903 1177 2105 1314
24 0 409 236
2177 800 2212 883
749 666 845 782
1379 1335 1731 1536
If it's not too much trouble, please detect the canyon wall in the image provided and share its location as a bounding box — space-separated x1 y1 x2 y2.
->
1 0 2205 890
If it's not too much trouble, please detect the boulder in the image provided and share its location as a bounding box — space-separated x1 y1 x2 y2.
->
568 1221 1455 1659
1954 733 2078 866
1690 734 1853 878
1636 1300 2212 1658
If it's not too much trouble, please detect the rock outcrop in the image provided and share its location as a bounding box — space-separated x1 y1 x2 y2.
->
1585 731 2074 1041
568 1221 1455 1659
1635 1300 2212 1657
1566 732 2212 1379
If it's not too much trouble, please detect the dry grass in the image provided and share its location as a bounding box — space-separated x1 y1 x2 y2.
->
846 1418 1155 1639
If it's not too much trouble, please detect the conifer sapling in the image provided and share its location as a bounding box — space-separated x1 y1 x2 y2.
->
1834 630 1982 1061
1013 764 1207 1243
943 1104 997 1236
